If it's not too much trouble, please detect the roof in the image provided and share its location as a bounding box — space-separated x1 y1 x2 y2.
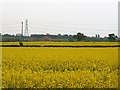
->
30 36 58 41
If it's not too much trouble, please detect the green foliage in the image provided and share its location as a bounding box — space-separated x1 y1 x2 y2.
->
1 33 119 42
73 32 86 41
19 42 23 47
108 34 117 42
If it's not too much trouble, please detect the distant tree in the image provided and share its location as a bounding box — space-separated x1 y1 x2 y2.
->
73 32 86 41
95 34 98 38
58 34 61 36
108 34 117 42
95 34 100 39
64 34 68 37
3 34 14 37
19 41 23 46
98 34 100 38
46 33 50 36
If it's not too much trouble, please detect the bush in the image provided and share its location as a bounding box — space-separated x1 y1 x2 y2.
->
19 42 23 47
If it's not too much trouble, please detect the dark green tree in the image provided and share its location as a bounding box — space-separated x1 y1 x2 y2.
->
73 32 86 41
19 41 23 46
108 34 117 42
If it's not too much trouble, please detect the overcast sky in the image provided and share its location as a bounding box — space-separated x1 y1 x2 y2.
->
0 0 119 37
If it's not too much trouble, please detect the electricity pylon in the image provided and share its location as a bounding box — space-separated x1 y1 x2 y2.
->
24 19 28 36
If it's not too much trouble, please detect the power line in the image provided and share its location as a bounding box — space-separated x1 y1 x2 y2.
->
0 23 20 26
29 22 118 26
29 24 117 31
29 22 118 31
0 21 118 37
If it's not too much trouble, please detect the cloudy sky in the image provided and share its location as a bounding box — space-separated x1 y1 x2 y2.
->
0 0 119 37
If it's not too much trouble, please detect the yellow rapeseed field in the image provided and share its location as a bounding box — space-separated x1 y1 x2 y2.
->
23 42 119 46
1 42 19 45
2 47 118 88
1 41 119 46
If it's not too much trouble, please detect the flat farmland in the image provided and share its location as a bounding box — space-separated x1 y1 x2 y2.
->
2 47 118 88
1 42 119 46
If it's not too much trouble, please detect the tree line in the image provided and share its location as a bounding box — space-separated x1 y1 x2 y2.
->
0 33 119 42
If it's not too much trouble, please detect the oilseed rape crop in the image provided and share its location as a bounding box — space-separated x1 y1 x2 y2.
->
2 47 118 88
21 42 119 46
1 42 119 46
23 41 119 46
1 42 19 45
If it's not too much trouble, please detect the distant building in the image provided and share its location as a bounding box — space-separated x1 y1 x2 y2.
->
30 36 58 41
